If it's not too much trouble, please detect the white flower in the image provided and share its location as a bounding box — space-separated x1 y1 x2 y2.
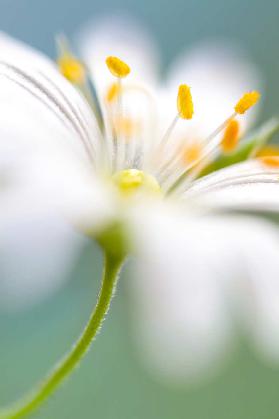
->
0 16 279 381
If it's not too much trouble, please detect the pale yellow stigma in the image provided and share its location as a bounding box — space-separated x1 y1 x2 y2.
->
106 82 121 102
235 91 260 114
220 119 240 153
177 84 194 119
113 169 161 197
58 54 86 84
259 156 279 168
106 56 130 78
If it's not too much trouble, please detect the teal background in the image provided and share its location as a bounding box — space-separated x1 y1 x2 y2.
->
0 0 279 418
0 0 278 120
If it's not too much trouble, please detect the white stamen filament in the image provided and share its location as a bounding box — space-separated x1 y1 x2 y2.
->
164 112 238 193
159 114 180 148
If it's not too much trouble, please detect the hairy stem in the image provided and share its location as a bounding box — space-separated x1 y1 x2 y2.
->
0 252 124 419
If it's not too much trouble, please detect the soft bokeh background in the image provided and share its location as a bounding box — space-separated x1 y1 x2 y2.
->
0 0 279 417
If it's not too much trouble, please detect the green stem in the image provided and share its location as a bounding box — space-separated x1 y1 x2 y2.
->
0 252 124 419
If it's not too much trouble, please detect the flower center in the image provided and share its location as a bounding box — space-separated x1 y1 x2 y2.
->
112 169 161 197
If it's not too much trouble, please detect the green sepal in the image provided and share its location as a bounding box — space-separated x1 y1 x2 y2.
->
95 221 128 261
199 117 279 177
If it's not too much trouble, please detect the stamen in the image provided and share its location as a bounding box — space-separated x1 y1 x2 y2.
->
58 54 86 85
259 156 279 168
106 56 130 78
114 116 140 139
165 90 260 194
106 82 121 103
160 115 180 147
105 56 131 171
182 141 203 165
199 90 261 161
177 84 194 120
160 113 235 188
220 119 240 153
235 91 260 114
257 145 279 157
56 36 86 85
160 84 194 148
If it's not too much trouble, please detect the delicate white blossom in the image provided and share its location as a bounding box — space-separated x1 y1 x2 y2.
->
0 16 279 381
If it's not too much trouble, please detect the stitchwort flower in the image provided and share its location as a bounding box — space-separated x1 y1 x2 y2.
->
0 17 279 416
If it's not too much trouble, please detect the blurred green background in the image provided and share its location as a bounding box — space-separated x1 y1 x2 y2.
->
1 0 279 418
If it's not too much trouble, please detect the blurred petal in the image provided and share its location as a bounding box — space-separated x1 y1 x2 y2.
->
0 62 101 166
0 102 114 311
0 32 102 162
129 204 279 382
0 35 116 310
0 32 57 69
0 145 115 233
0 34 116 230
77 14 160 99
0 214 85 312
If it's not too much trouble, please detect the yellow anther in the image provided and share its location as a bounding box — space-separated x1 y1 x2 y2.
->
259 156 279 168
106 56 130 78
106 82 121 103
235 91 260 114
182 142 203 165
58 54 86 84
177 84 194 119
114 116 139 139
220 119 240 153
113 169 161 197
257 145 279 158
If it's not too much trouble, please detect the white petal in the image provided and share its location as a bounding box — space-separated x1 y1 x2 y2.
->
0 35 118 311
0 32 57 69
0 64 100 166
129 203 279 382
186 160 279 213
231 226 279 363
0 141 114 311
77 15 160 99
0 35 116 230
0 33 104 163
0 138 114 313
0 214 85 312
0 138 115 233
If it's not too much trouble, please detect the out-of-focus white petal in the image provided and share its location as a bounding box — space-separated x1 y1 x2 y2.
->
0 61 101 166
0 32 56 70
77 15 160 100
129 206 234 382
0 140 114 311
0 37 117 310
0 32 105 165
0 35 118 312
0 35 117 230
0 136 116 234
0 214 86 312
231 226 279 363
128 203 279 382
186 159 279 213
160 41 262 145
